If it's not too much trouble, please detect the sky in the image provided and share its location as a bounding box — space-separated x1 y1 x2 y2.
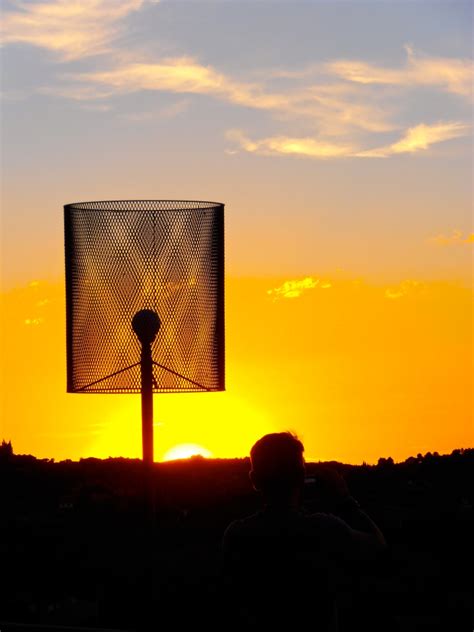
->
1 0 473 464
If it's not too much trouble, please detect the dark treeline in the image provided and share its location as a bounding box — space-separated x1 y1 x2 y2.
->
1 441 473 631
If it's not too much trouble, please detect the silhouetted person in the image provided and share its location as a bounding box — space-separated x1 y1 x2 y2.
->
222 432 386 630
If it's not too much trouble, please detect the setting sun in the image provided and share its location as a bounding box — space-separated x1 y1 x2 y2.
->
163 443 212 461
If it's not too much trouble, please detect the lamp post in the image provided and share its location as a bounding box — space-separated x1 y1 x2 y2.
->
64 200 225 629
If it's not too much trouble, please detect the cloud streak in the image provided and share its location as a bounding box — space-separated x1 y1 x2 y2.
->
226 129 354 159
2 10 471 162
24 318 44 326
60 57 391 134
1 0 145 60
428 230 474 246
267 277 331 300
227 121 469 159
328 46 473 99
385 280 424 300
71 57 254 99
64 55 470 160
355 122 470 158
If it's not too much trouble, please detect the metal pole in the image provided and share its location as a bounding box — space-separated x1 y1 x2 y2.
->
141 341 154 464
131 309 160 628
139 340 155 631
140 337 156 528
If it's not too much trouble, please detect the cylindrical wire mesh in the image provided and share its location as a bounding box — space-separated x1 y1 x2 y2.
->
64 200 224 393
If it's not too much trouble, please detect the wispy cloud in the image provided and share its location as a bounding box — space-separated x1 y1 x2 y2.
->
62 57 312 109
355 122 469 157
24 318 44 326
299 85 393 134
50 56 288 114
74 57 237 95
2 7 393 136
35 45 469 142
48 56 394 135
328 45 473 99
226 129 354 159
428 230 474 246
1 0 145 61
267 277 331 300
227 121 470 159
3 13 471 163
387 122 469 154
385 280 424 300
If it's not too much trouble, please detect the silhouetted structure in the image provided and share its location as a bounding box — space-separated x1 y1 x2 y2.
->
64 199 225 462
1 445 473 630
64 200 225 631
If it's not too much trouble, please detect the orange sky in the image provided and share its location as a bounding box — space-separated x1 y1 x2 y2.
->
1 1 473 463
1 275 472 463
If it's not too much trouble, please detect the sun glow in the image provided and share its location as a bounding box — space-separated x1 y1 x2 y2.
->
163 443 212 461
1 278 472 464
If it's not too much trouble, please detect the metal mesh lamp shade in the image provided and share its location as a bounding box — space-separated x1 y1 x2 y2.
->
64 200 225 396
65 200 224 463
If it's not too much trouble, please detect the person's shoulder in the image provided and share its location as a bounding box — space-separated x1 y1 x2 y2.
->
305 510 353 535
222 517 244 540
224 511 263 535
222 511 264 546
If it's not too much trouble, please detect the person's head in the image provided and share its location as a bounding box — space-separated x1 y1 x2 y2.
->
249 432 305 503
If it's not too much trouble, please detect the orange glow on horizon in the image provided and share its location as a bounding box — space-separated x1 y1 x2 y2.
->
163 443 212 461
1 275 472 465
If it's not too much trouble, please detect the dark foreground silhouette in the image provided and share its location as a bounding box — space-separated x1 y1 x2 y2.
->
1 440 473 631
222 433 386 629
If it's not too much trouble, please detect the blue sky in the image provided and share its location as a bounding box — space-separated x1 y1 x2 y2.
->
2 1 472 289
